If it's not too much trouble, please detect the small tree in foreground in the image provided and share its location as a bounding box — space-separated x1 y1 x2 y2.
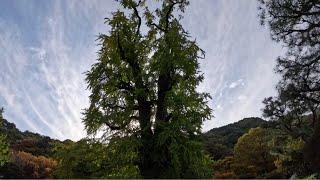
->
233 128 276 178
0 108 9 167
54 139 139 178
83 0 212 178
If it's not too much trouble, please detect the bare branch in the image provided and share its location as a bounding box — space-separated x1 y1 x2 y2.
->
105 121 121 130
132 0 142 36
150 23 166 32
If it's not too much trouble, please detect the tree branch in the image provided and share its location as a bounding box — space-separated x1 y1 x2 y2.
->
150 0 184 33
105 121 122 130
132 0 142 36
165 0 179 31
150 23 166 32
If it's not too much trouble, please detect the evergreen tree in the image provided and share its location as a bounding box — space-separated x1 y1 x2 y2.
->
83 0 212 178
259 0 320 173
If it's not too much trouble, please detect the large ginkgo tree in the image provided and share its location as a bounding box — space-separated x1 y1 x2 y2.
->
83 0 212 178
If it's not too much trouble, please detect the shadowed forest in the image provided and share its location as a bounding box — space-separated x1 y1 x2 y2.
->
0 0 320 178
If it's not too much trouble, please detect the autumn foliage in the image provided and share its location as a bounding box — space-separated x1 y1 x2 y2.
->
2 151 57 178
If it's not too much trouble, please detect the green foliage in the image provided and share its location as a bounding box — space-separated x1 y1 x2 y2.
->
0 135 9 167
83 0 212 178
233 127 276 177
211 127 283 179
0 108 9 167
259 0 320 173
271 136 311 178
303 174 319 179
203 117 266 160
212 156 236 179
0 107 70 178
54 138 140 179
0 113 64 158
154 125 212 178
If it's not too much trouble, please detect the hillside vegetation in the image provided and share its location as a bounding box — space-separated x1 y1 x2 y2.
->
203 117 267 160
0 111 266 178
0 116 69 178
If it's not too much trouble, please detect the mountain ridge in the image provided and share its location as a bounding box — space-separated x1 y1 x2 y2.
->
0 118 70 157
203 117 268 160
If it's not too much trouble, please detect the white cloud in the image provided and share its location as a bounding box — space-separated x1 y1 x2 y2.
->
237 95 247 100
0 20 42 133
229 79 244 89
29 47 47 61
182 0 283 130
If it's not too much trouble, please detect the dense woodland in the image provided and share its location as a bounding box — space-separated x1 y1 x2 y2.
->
0 0 320 178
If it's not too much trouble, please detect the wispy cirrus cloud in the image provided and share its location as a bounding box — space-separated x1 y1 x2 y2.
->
182 0 284 129
0 0 117 140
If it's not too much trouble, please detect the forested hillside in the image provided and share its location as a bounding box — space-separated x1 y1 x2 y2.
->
0 113 70 178
0 110 318 178
0 118 69 157
203 117 267 160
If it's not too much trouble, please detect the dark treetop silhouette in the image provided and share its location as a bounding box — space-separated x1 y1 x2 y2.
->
259 0 320 173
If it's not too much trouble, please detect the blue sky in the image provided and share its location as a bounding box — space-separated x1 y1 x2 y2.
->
0 0 283 140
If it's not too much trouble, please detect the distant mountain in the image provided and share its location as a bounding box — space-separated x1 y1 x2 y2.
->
203 117 268 160
0 118 71 157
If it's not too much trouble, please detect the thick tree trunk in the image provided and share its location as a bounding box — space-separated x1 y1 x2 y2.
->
304 117 320 172
156 76 168 122
139 133 156 178
137 98 157 178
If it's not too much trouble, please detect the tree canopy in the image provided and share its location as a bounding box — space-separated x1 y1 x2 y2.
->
259 0 320 172
53 139 139 178
83 0 212 178
233 127 275 177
